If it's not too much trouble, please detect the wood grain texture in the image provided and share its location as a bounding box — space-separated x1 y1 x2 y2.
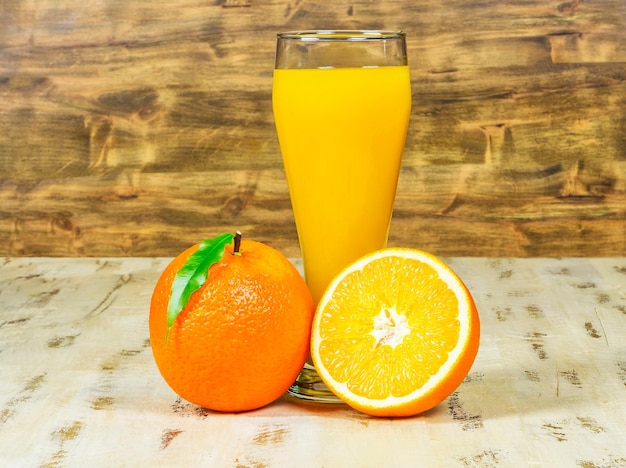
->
1 257 625 465
1 0 625 257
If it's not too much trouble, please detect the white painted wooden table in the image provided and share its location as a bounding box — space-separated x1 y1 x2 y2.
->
1 257 625 467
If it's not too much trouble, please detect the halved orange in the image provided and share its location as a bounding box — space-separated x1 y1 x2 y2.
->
310 248 480 417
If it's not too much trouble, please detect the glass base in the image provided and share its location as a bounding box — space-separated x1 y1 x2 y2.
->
287 363 343 403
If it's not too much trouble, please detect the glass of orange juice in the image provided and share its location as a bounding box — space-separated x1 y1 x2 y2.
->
272 30 411 402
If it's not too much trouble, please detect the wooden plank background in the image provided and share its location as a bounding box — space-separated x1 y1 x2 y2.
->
1 0 625 257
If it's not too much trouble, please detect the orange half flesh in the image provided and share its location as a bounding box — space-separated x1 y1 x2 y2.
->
310 248 480 417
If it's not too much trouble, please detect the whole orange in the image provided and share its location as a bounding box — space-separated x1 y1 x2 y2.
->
149 234 314 412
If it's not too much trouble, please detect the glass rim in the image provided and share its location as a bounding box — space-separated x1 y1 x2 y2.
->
276 30 406 42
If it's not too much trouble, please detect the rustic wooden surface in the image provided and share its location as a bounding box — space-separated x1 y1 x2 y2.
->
1 1 625 257
1 256 625 466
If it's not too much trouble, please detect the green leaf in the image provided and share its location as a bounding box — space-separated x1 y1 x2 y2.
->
166 233 234 343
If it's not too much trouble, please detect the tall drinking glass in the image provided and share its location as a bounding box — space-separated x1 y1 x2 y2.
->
272 30 411 402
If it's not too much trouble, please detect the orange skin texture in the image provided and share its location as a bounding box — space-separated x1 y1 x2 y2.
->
150 239 314 412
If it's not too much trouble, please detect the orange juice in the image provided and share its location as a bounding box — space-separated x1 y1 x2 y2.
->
273 65 411 304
